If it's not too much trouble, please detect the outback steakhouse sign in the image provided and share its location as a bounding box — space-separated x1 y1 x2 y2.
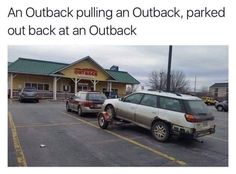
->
74 68 98 76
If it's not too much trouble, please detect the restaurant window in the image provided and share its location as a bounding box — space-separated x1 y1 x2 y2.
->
44 84 49 91
25 83 31 87
24 83 49 91
32 83 37 89
38 84 44 90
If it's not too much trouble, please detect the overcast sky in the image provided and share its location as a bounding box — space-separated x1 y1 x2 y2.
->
8 45 228 91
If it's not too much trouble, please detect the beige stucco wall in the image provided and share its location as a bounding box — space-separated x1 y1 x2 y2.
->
60 59 110 81
8 59 129 98
209 87 228 98
9 74 126 96
10 74 53 91
96 81 126 97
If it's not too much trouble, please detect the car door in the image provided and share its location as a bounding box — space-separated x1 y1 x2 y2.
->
116 93 144 121
69 95 76 110
157 96 185 126
71 94 80 110
135 94 158 128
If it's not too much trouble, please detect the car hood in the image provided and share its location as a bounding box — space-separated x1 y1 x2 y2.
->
104 98 120 103
103 98 120 105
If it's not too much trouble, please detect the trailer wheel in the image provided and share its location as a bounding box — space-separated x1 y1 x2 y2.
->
98 113 109 129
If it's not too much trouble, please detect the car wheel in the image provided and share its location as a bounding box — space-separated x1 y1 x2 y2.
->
98 113 109 129
66 103 71 112
78 106 83 116
105 105 115 118
151 121 170 142
217 105 224 111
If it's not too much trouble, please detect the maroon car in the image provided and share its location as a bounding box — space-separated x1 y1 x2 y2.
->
66 91 107 116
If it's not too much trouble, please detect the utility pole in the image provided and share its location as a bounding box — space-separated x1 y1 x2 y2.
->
159 71 163 90
166 45 172 92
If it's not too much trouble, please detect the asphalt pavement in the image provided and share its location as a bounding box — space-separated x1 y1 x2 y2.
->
8 100 228 166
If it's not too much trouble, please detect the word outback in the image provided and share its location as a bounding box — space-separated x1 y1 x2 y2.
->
88 25 137 36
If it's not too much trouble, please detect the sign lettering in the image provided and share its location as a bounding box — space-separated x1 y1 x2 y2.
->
74 68 98 76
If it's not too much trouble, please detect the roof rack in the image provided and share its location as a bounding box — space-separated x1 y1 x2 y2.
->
175 93 182 97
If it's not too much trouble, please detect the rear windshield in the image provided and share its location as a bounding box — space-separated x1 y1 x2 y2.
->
184 100 210 115
87 93 107 101
23 88 37 92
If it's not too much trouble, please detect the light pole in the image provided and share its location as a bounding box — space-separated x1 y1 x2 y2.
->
160 71 164 90
166 45 172 92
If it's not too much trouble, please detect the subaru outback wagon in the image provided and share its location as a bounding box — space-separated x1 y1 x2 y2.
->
98 91 215 142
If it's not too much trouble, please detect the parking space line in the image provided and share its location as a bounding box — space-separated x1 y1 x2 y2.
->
8 112 27 166
15 122 82 128
62 112 187 166
207 135 228 143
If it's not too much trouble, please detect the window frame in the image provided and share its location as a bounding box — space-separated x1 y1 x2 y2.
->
24 82 50 91
123 93 144 104
157 96 185 113
139 94 158 108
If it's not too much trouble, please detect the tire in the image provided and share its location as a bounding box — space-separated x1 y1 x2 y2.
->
217 105 224 112
66 103 71 112
151 121 170 142
77 106 83 116
98 113 109 129
105 105 115 118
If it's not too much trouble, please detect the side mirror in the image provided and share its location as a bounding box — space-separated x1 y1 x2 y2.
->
119 97 125 102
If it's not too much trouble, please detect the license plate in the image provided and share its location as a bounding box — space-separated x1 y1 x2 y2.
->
202 121 208 127
95 104 102 108
197 121 208 129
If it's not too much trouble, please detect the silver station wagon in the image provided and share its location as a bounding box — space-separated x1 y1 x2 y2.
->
97 91 216 142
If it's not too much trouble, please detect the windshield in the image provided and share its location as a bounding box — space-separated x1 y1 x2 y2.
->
23 88 37 92
88 93 107 101
184 100 210 115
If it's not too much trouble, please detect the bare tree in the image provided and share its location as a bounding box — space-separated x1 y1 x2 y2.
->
126 84 139 94
148 71 159 90
148 71 166 90
148 70 190 93
170 71 190 92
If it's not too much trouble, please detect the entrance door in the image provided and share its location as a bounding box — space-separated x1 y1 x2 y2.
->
78 83 89 92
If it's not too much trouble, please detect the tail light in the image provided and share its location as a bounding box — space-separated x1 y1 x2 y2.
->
82 101 93 108
185 114 200 123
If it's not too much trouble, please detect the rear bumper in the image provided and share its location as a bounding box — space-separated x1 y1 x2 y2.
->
193 126 216 138
171 124 216 138
81 107 102 113
20 96 39 100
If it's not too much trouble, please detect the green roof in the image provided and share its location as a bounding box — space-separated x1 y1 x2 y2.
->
106 69 139 84
8 58 68 75
8 57 140 84
210 83 228 88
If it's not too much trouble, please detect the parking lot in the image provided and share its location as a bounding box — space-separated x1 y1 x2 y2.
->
8 100 228 166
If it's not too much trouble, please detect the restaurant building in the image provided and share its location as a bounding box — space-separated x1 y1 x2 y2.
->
8 56 140 100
